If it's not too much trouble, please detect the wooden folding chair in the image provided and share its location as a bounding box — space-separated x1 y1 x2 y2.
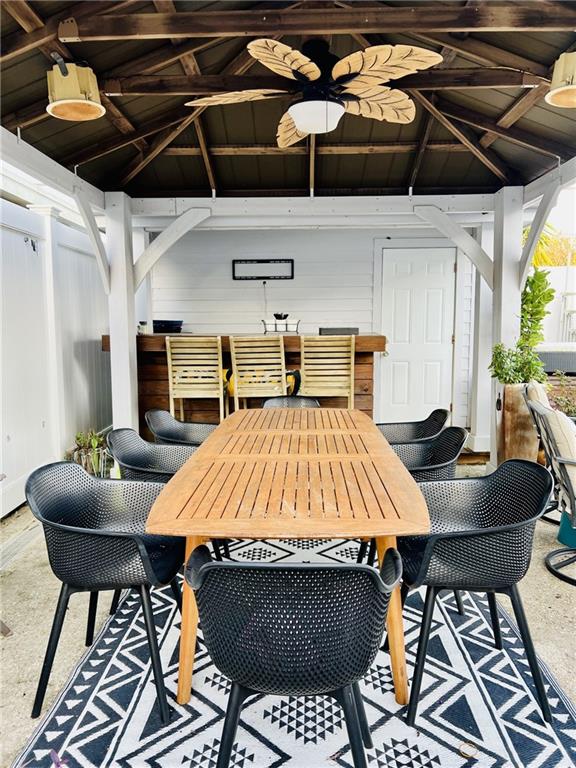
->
300 335 355 409
166 336 225 422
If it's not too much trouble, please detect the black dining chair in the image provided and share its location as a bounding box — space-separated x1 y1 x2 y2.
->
398 460 554 726
107 428 197 483
263 395 321 408
391 426 468 481
375 409 449 444
145 409 218 446
357 427 468 571
26 462 184 723
185 545 402 768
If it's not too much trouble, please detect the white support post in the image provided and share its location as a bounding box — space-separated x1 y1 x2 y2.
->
469 223 493 453
106 192 139 430
413 205 493 288
519 180 561 289
133 207 211 289
74 188 110 294
491 186 524 467
27 206 64 459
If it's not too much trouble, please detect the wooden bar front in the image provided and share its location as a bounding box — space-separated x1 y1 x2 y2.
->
101 334 387 438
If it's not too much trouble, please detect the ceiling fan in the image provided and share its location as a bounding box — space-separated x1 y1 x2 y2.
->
186 39 443 148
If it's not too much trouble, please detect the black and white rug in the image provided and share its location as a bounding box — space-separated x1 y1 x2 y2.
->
14 540 576 768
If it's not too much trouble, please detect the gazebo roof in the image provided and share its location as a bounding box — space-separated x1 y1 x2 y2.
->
2 0 576 198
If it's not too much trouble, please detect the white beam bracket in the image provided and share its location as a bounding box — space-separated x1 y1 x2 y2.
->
133 207 211 289
414 204 494 289
519 180 561 289
74 187 110 294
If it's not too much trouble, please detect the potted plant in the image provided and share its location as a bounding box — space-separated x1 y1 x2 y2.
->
489 268 555 463
64 430 110 477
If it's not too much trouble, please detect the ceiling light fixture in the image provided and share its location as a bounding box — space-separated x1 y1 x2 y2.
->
288 98 345 135
545 52 576 109
46 57 106 121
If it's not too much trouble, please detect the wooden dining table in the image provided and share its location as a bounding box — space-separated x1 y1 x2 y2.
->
146 407 430 706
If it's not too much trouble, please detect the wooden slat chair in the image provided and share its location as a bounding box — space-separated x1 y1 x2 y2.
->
166 336 225 423
300 335 355 409
229 335 287 411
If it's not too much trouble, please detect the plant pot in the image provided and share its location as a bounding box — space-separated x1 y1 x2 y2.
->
496 382 539 464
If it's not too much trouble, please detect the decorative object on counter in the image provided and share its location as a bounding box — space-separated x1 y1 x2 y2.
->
300 335 355 408
153 320 183 334
166 336 226 422
490 268 555 463
229 335 287 410
232 259 294 280
64 430 110 478
262 316 300 334
137 321 149 335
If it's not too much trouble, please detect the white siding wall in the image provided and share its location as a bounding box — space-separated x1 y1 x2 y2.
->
452 252 475 428
54 223 112 449
151 230 377 335
1 200 111 514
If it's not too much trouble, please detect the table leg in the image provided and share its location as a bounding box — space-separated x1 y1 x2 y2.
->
375 536 409 705
176 536 202 705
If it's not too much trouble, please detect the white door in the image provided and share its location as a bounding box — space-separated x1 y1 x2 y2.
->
1 228 53 515
380 246 456 423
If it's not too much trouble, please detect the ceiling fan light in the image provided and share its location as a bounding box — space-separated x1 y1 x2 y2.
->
544 52 576 109
46 63 106 121
288 98 345 134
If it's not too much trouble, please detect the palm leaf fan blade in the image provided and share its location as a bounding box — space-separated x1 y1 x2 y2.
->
277 111 308 148
185 89 288 107
344 87 416 123
334 44 443 92
247 39 321 81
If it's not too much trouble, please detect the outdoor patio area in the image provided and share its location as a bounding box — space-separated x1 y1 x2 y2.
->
1 2 576 767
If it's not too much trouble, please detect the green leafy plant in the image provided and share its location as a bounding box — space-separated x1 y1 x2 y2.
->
64 429 107 476
550 370 576 417
523 222 576 267
489 267 555 384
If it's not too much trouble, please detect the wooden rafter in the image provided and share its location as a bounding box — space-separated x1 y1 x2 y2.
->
152 0 217 193
0 0 138 64
102 69 546 96
479 84 550 148
57 4 576 43
437 99 574 160
309 135 316 196
2 0 149 153
163 142 470 156
409 91 514 183
407 108 435 190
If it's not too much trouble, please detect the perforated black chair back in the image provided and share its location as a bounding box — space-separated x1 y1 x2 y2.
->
145 409 218 446
186 546 401 768
376 408 449 444
398 460 554 726
107 428 197 482
25 462 184 723
391 426 467 481
263 395 321 408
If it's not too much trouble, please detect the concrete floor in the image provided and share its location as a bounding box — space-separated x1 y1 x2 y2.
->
1 488 575 767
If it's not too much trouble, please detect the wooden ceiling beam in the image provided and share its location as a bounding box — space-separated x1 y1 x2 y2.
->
407 108 435 190
57 4 576 42
411 33 549 77
437 99 574 160
66 109 191 167
102 68 546 96
479 83 550 148
163 142 470 156
409 91 514 183
0 1 138 64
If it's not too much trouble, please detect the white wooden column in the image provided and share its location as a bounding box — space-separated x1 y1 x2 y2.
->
491 186 524 466
468 223 493 453
105 192 139 429
27 205 63 458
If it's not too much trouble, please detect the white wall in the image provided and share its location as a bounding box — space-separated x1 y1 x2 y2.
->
0 200 111 514
151 230 378 335
541 265 576 343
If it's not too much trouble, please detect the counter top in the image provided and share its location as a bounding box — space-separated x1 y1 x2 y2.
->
102 333 387 353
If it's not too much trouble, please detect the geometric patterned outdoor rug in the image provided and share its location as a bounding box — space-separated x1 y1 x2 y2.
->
13 539 576 768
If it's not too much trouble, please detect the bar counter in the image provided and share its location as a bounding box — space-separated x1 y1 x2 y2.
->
102 334 387 439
